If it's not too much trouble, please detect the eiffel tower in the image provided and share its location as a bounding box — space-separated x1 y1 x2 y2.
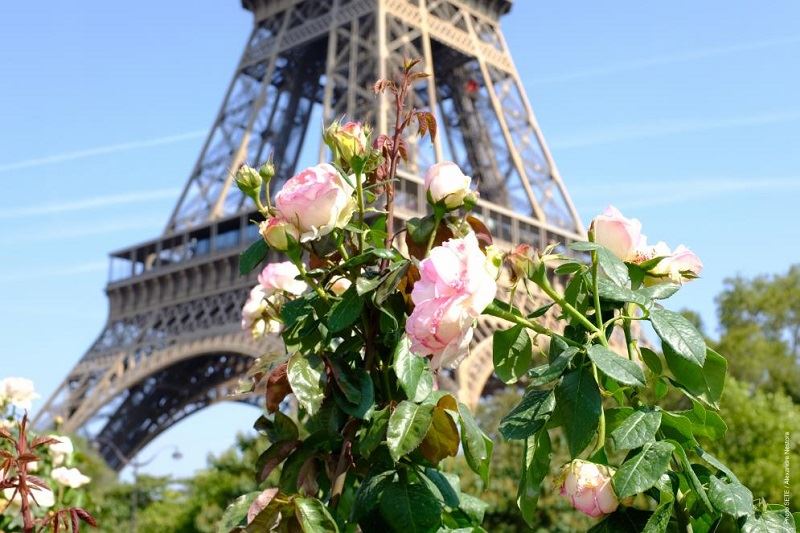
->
36 0 584 470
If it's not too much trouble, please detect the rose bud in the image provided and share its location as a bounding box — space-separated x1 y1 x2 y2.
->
424 161 473 210
506 244 540 281
324 120 370 165
649 244 703 283
591 206 645 262
259 216 299 251
235 164 262 198
558 460 619 518
275 163 356 241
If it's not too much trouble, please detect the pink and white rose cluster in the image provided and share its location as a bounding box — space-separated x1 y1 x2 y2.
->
424 161 474 210
591 205 703 283
405 233 497 369
242 262 307 338
559 459 619 518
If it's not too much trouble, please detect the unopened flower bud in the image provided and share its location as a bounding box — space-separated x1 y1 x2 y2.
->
559 460 619 518
258 160 276 182
506 244 540 281
324 120 370 165
259 217 299 252
424 161 472 210
236 165 262 198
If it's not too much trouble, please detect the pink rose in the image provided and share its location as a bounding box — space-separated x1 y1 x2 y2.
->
405 297 474 370
406 233 497 369
259 216 299 251
559 460 619 518
241 285 268 333
275 163 356 241
424 161 473 209
649 244 703 283
258 262 307 296
591 206 645 262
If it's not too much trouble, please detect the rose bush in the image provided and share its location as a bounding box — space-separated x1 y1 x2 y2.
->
219 59 793 532
0 378 96 532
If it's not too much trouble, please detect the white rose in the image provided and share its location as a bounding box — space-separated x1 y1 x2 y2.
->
0 377 40 411
424 161 473 210
51 466 91 488
49 435 74 466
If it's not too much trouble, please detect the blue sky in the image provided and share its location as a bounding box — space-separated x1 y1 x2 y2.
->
1 1 798 478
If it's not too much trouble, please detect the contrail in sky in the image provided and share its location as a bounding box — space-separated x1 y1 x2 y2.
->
0 188 180 219
0 130 206 174
532 34 800 85
0 218 164 245
550 110 800 150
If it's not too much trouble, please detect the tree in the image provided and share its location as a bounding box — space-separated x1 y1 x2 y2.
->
716 265 800 400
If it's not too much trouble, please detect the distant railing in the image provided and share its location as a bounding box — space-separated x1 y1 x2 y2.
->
108 172 583 285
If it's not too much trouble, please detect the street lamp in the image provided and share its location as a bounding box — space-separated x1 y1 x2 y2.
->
93 438 181 533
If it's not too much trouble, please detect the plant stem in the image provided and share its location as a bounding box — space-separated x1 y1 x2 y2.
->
591 363 606 454
425 211 443 254
337 241 350 261
296 262 328 302
536 275 600 335
355 171 366 253
484 302 581 348
383 76 410 266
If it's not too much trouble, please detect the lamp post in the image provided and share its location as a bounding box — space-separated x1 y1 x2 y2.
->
93 438 182 533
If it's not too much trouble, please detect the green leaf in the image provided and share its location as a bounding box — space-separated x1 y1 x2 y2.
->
328 285 364 333
529 346 578 386
593 275 648 306
217 492 259 532
457 492 489 524
640 347 663 375
407 215 437 245
379 482 442 533
708 476 753 518
295 497 340 533
499 389 555 440
637 283 681 300
421 468 460 508
420 398 460 463
387 401 435 461
493 325 533 384
359 406 390 457
683 401 727 440
669 441 713 512
287 353 326 415
596 246 630 288
458 403 493 486
665 346 726 409
352 471 393 521
742 511 797 533
642 500 673 533
334 367 374 419
587 344 646 387
610 409 662 451
650 308 706 366
517 430 551 527
256 440 298 482
394 335 434 402
239 239 268 275
253 411 298 443
695 446 740 483
556 367 602 457
613 441 675 498
588 509 652 533
659 412 697 446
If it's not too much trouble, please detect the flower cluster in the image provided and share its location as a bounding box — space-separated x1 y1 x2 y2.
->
592 205 703 283
0 378 95 532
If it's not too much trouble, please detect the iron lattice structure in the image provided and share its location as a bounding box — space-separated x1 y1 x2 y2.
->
37 0 584 470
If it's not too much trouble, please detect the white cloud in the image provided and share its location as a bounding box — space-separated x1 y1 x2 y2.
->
533 34 800 85
0 130 206 174
550 110 800 150
0 188 180 219
0 218 163 245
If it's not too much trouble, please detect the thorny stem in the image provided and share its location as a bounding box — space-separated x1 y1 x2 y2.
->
590 249 609 348
355 170 366 253
536 274 601 335
15 418 35 533
591 363 606 454
382 73 411 268
484 302 581 348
